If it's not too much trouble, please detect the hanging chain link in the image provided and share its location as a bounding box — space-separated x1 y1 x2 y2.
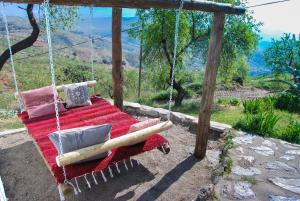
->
89 10 95 81
43 0 68 182
167 0 184 120
1 3 23 111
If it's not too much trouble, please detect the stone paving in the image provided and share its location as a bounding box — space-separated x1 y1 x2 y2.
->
215 131 300 201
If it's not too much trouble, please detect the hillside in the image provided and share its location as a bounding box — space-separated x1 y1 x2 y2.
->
0 15 272 76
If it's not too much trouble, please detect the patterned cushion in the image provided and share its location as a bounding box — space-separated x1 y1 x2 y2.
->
128 118 160 133
48 124 112 163
20 86 55 110
63 83 92 108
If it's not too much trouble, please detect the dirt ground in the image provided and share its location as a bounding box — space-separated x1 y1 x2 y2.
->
0 124 223 201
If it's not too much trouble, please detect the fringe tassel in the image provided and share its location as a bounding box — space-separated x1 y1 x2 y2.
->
84 174 91 189
75 177 81 193
129 158 134 168
58 185 65 201
101 170 107 182
66 181 78 195
161 145 167 154
123 160 128 170
115 163 121 173
137 160 140 165
108 166 114 178
92 171 98 185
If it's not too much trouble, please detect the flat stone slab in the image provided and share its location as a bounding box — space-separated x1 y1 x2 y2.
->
233 135 255 145
268 177 300 194
222 182 256 200
266 161 297 173
286 150 300 156
0 128 27 136
280 155 296 161
250 145 274 156
269 195 300 201
232 165 261 176
263 140 278 150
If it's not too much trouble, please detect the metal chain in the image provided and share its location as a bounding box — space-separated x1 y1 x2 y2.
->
1 3 23 111
89 10 95 81
43 0 67 182
167 0 184 120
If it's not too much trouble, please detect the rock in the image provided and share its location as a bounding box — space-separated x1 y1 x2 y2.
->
286 150 300 155
242 156 255 163
232 165 261 176
266 161 297 173
250 146 274 156
154 108 169 120
223 182 256 200
280 141 300 149
206 150 221 168
139 105 159 117
195 184 213 201
263 140 278 150
239 156 255 167
236 147 244 154
269 195 300 201
233 135 255 145
123 101 141 109
268 177 300 194
280 155 296 161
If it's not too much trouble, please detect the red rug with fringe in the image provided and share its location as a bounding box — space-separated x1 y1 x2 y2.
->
18 96 168 184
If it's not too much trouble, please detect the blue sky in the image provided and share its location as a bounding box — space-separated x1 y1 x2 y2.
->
2 0 299 41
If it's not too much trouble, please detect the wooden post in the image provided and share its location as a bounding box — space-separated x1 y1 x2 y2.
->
194 12 225 159
112 8 123 110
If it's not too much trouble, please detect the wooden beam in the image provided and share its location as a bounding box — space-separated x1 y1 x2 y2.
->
2 0 245 15
56 121 173 167
194 12 225 159
112 8 123 110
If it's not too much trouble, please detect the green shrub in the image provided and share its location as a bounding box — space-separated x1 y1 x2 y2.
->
280 119 300 144
151 90 177 102
234 109 280 137
186 82 202 94
217 98 240 106
229 98 240 106
274 93 300 113
242 98 263 114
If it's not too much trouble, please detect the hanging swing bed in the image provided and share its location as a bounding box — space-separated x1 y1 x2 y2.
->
0 0 184 199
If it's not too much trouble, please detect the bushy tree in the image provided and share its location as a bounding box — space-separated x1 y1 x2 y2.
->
130 0 260 106
264 33 300 86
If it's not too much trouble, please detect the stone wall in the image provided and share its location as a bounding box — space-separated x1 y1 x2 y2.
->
117 100 232 134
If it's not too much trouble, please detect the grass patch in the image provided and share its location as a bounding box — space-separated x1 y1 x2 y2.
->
242 176 257 185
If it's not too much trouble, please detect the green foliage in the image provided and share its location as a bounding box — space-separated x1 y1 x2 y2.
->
279 119 300 144
39 6 79 32
234 109 280 137
264 33 300 78
186 82 202 95
242 98 263 114
264 33 300 94
218 98 240 106
151 90 177 102
274 92 300 113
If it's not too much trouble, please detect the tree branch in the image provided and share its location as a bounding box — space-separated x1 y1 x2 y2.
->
0 4 40 71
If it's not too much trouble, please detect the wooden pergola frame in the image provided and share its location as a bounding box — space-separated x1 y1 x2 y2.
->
3 0 245 159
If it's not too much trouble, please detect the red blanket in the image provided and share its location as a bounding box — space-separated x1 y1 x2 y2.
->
18 97 168 184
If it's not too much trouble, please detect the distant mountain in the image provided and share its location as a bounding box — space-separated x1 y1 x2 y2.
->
248 41 272 77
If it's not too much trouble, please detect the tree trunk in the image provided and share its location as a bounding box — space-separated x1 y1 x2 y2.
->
173 80 186 106
0 4 39 71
